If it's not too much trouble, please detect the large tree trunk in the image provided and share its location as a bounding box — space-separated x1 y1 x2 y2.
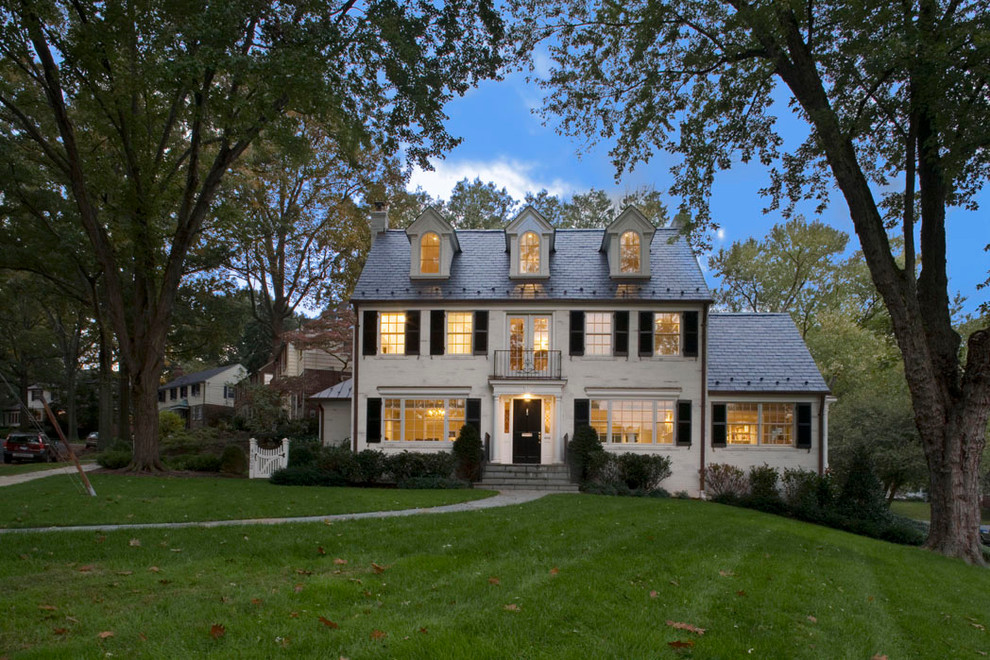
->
63 368 78 443
129 358 165 472
98 327 114 451
117 363 131 445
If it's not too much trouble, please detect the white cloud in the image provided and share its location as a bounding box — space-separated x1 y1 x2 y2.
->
408 157 575 202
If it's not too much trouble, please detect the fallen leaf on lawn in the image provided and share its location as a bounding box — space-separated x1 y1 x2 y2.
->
97 631 114 639
807 615 817 624
370 629 387 640
294 584 304 593
95 535 106 544
129 538 141 547
290 612 299 619
488 577 501 586
718 570 734 577
867 595 875 602
139 633 147 642
318 617 339 629
666 621 705 635
66 616 79 624
148 566 160 573
333 558 347 565
53 628 68 635
668 640 694 648
296 569 313 575
419 627 428 634
504 604 520 612
670 579 679 586
159 579 172 585
871 655 888 660
362 590 373 598
649 590 658 598
971 622 986 631
371 562 387 574
170 549 182 553
736 590 747 597
550 567 559 576
210 624 225 639
349 578 363 585
116 571 133 576
251 598 262 606
38 605 57 611
78 565 95 573
317 547 326 555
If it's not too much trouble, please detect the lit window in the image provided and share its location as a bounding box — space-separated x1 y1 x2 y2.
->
585 312 612 356
420 232 440 274
520 232 540 274
446 312 473 354
379 313 405 355
590 400 608 442
383 398 466 442
620 231 640 273
727 403 759 445
761 403 794 445
655 402 675 444
591 400 675 445
654 313 681 356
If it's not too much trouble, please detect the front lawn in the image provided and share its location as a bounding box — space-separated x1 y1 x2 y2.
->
1 496 987 658
0 461 76 476
0 473 494 528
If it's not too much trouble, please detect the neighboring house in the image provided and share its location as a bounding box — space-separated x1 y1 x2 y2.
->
1 384 54 427
348 205 832 496
311 378 352 447
247 340 350 422
158 364 247 429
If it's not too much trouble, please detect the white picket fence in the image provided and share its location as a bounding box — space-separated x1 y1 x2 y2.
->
249 438 290 479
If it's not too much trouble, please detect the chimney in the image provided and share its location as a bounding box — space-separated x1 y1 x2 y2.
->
370 201 388 235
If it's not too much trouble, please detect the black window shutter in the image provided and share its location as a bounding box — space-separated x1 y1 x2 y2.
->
473 311 488 356
683 311 699 358
430 310 445 355
712 404 727 447
405 310 420 355
614 311 629 356
574 399 590 431
796 403 812 448
570 311 585 356
362 311 378 356
677 401 692 446
367 398 382 443
466 399 481 434
638 311 654 356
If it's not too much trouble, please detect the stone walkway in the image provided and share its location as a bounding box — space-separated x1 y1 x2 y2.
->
0 488 549 535
0 462 100 488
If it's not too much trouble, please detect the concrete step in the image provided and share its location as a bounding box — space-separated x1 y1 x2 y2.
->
478 463 578 491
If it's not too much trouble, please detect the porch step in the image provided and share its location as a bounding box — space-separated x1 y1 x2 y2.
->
478 464 579 492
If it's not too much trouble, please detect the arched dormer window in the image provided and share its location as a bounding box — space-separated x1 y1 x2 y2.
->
620 231 640 273
520 231 540 274
420 232 440 274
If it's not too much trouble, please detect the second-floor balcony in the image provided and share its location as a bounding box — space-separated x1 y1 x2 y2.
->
492 350 562 380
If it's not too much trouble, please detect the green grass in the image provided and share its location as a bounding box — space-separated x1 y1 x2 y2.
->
891 500 990 524
1 496 987 659
0 473 494 528
0 461 76 476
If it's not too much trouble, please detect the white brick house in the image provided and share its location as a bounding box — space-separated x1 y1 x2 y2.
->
348 205 831 495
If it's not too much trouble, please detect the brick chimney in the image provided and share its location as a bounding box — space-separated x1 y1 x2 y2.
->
370 201 388 235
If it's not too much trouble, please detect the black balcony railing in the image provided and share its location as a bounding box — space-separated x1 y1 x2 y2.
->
493 350 562 380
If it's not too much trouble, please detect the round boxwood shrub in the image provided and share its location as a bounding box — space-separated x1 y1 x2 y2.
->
220 444 248 476
97 449 132 470
568 425 604 483
452 424 483 482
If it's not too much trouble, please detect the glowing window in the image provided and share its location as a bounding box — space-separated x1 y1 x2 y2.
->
590 400 675 445
727 403 759 445
654 313 681 356
590 400 608 442
761 403 795 445
586 312 612 356
383 398 465 441
420 232 440 274
520 232 540 274
379 313 405 355
446 312 473 354
620 231 640 273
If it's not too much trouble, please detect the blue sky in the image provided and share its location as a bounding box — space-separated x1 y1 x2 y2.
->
407 66 989 316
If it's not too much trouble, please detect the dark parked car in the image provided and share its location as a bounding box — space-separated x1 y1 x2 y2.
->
85 431 99 449
3 431 59 463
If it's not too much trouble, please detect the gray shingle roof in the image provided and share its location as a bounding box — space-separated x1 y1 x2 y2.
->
351 229 712 303
160 365 243 390
310 378 353 400
708 313 829 393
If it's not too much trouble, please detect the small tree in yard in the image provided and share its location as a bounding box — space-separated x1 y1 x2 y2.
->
568 425 604 483
452 424 484 482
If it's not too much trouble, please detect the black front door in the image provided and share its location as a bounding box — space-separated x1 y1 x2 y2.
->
512 398 542 464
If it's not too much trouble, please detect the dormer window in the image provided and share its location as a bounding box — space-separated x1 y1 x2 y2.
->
420 232 440 274
520 232 540 274
620 231 640 273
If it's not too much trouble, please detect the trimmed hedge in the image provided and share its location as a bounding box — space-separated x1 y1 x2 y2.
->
269 447 457 488
96 449 132 470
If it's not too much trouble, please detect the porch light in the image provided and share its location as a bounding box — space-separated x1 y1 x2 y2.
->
522 393 532 401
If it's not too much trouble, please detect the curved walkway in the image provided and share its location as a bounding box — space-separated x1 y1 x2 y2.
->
0 462 100 488
0 489 550 535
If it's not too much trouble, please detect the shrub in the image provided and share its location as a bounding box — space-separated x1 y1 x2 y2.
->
97 449 131 470
289 440 320 468
220 444 248 476
397 476 469 489
269 465 348 487
168 453 222 472
837 445 888 521
745 464 785 513
314 445 361 481
354 449 387 484
387 451 454 482
568 425 604 483
614 453 672 491
158 410 184 439
704 463 747 501
452 424 484 482
781 468 819 509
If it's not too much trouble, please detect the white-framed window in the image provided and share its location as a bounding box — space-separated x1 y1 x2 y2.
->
620 231 640 273
585 312 612 356
590 399 675 445
520 231 540 274
726 402 795 446
30 389 42 402
654 312 681 356
379 312 406 355
420 232 440 274
382 398 466 441
446 312 473 354
224 385 236 399
191 383 200 397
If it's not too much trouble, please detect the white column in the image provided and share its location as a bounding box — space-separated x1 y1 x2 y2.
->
491 393 500 464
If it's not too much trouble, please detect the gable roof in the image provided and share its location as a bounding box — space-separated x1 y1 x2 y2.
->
707 313 829 393
310 378 353 400
160 364 244 390
351 228 711 303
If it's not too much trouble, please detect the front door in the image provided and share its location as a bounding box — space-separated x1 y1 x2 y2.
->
512 398 542 464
